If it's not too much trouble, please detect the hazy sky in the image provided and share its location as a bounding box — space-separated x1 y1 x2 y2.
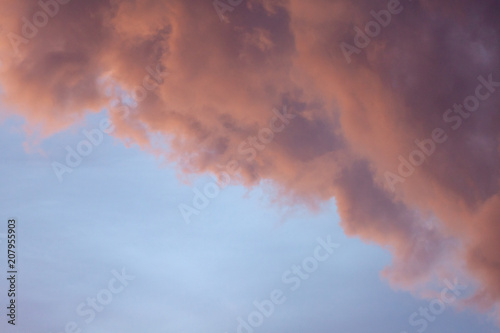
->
1 0 500 332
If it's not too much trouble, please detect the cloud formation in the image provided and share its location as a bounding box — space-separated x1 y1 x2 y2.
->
1 0 499 321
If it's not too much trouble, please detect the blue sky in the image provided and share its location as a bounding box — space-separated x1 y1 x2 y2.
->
0 112 498 333
1 0 500 331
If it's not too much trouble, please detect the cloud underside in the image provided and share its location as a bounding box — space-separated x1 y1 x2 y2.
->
1 0 500 321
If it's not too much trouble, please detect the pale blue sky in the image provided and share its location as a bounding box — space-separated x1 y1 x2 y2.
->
0 112 497 333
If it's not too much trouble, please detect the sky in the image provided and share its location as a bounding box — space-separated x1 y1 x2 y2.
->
0 0 500 332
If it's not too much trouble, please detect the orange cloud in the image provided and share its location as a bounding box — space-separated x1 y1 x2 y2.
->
1 0 499 322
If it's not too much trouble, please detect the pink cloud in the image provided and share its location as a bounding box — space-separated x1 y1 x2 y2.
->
1 0 499 321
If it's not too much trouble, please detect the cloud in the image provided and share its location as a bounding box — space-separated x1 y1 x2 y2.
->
1 0 500 322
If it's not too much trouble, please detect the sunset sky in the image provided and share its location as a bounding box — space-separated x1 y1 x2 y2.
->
1 0 500 332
